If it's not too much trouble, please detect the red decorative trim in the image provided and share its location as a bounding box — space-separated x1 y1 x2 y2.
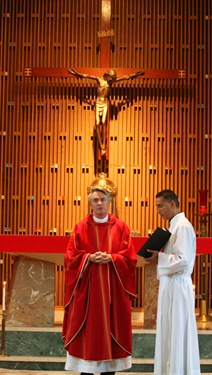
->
0 235 210 255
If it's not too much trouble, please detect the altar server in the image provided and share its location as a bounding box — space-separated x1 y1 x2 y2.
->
148 189 200 375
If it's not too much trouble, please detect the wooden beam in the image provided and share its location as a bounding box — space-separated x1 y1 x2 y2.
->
24 67 186 79
99 0 112 68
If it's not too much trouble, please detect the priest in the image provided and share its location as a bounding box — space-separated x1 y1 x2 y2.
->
62 187 137 375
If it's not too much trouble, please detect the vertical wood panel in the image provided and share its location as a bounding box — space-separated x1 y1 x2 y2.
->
0 0 211 310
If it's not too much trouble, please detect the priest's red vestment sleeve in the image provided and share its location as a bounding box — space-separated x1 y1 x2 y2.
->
62 213 137 361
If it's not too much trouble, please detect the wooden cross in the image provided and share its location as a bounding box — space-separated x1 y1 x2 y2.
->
24 0 185 175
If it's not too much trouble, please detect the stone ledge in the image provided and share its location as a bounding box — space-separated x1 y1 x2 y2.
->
0 356 211 365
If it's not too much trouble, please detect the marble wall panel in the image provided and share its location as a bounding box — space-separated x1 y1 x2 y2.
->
6 256 55 327
144 264 159 329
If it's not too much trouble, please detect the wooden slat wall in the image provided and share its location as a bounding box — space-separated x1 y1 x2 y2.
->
0 0 211 311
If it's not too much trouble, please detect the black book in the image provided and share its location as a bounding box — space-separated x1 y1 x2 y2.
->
137 227 171 259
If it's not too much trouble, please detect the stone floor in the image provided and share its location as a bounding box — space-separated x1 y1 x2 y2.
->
0 372 154 375
0 374 155 375
0 372 151 375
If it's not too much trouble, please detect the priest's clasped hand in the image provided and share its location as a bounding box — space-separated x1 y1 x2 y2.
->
89 251 112 264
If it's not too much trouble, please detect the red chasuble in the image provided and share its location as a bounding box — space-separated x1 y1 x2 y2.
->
62 213 137 361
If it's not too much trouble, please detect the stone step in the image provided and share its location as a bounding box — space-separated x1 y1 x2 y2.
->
0 370 212 375
1 328 211 358
0 328 211 373
0 356 154 372
2 356 212 363
0 355 211 373
1 356 211 365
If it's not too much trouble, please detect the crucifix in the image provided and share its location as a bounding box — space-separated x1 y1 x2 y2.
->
68 67 145 158
24 0 185 175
